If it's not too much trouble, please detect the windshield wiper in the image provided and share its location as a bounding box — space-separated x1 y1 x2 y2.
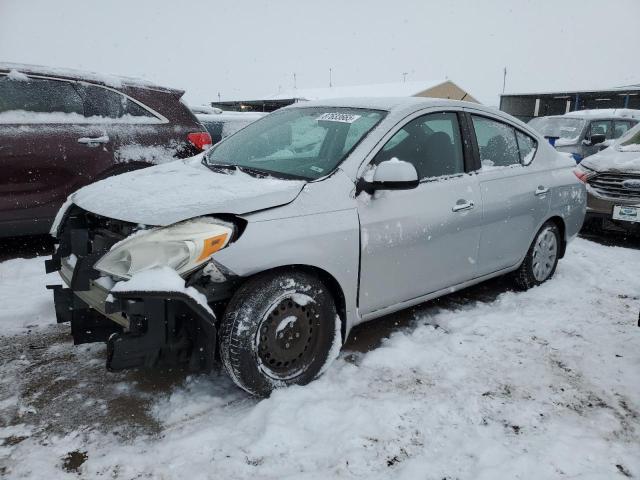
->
205 162 269 177
203 160 309 181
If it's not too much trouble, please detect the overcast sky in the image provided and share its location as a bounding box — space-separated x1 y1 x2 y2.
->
1 0 638 107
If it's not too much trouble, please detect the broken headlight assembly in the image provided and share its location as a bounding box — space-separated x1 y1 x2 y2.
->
94 217 234 280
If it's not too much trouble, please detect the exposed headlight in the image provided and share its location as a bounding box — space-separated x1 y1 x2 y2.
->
94 218 234 280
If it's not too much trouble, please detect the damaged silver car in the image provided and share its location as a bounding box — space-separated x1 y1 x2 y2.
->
46 98 586 396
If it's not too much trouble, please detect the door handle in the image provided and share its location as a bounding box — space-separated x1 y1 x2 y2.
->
78 135 109 146
535 186 549 196
452 200 475 212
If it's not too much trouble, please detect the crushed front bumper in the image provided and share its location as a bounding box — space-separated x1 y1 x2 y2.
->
46 210 218 371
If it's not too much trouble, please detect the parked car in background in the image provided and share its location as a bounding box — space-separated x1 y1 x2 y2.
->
575 122 640 235
528 109 639 163
195 110 266 144
46 98 585 396
0 63 211 237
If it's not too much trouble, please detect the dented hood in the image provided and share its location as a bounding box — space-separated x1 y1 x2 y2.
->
70 157 306 226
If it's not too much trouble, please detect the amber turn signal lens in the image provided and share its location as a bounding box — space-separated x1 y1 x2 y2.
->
197 233 229 261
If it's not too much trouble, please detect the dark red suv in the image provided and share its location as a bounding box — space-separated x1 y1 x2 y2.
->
0 63 211 237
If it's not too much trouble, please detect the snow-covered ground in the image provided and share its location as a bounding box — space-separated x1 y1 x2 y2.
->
1 237 639 479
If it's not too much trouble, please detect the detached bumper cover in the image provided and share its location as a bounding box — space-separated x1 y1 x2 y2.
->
104 289 217 371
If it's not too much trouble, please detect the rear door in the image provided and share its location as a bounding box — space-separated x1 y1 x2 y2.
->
0 74 113 234
357 110 483 315
75 83 173 165
465 110 549 275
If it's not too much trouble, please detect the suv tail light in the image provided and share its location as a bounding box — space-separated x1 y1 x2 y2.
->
187 132 212 151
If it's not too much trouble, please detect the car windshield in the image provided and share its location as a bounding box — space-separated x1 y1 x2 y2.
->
204 107 386 180
616 125 640 152
528 117 586 142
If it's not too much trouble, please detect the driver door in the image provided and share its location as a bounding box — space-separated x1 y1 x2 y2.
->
357 111 483 316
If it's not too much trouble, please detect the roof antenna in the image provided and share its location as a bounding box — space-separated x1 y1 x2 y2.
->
402 72 408 83
329 67 333 88
293 72 297 90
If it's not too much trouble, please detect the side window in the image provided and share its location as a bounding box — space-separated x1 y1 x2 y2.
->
0 75 84 116
373 112 464 179
613 120 632 139
515 130 538 164
471 115 520 168
78 84 155 120
589 120 612 139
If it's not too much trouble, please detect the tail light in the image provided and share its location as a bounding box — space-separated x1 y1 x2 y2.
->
187 132 212 151
573 168 590 183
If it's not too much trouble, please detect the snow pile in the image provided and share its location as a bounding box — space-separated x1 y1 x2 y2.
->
115 143 180 165
1 238 639 479
7 69 28 81
0 258 57 335
112 266 213 316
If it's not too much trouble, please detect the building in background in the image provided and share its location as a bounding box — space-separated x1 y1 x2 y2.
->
211 79 479 112
500 85 640 122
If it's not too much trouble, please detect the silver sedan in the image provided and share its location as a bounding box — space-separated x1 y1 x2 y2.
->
47 97 586 396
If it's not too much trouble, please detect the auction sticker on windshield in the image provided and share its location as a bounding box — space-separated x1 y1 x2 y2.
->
317 112 362 123
613 205 640 223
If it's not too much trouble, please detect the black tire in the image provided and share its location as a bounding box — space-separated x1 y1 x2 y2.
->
513 221 561 291
219 270 339 397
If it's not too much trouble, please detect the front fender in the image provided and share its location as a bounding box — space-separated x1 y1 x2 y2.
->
213 208 361 334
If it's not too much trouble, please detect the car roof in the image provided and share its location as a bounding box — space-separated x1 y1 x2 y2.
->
281 96 499 118
0 62 183 95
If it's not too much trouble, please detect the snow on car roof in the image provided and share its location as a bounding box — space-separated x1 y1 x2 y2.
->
195 111 267 122
563 108 640 119
0 62 181 93
282 96 492 118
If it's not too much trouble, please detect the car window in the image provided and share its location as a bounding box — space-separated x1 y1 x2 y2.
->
589 120 612 139
373 112 464 179
206 107 386 180
618 124 640 151
515 130 538 163
0 75 84 116
342 114 381 154
528 116 585 141
78 84 155 119
472 115 520 168
613 121 632 139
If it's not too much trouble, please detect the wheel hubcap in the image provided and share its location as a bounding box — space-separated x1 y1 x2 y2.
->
532 227 557 281
257 298 317 375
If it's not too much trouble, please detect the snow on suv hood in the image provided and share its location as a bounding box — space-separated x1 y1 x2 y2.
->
582 147 640 174
70 157 306 226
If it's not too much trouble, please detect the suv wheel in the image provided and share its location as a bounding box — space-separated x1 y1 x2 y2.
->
513 222 560 290
219 271 339 397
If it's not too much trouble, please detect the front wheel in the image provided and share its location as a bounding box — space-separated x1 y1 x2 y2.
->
513 222 561 290
219 271 340 397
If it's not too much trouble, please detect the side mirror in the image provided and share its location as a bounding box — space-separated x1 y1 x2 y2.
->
585 133 606 146
357 159 419 194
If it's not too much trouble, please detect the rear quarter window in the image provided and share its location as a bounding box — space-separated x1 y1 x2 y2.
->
78 84 156 120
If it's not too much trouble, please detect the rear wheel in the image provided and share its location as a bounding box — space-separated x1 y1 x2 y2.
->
219 271 339 397
513 222 560 290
